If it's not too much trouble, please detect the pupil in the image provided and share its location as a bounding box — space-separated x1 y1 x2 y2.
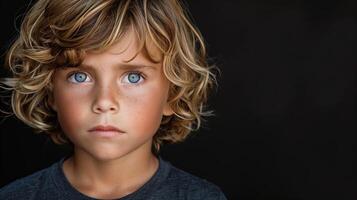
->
75 73 86 82
128 73 140 83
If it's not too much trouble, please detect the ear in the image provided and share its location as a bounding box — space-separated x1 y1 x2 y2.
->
163 102 174 116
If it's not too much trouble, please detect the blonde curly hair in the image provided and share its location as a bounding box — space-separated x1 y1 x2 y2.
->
0 0 218 153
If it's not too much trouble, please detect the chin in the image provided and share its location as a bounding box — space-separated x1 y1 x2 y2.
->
91 151 128 162
81 144 130 162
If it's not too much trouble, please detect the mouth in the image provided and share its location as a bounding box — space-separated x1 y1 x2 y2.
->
88 125 125 137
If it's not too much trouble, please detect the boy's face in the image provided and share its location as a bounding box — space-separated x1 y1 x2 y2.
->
50 28 173 161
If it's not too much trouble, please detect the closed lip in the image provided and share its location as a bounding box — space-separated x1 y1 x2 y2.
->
88 125 125 133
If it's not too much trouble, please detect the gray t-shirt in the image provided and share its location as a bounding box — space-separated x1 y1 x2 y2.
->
0 156 227 200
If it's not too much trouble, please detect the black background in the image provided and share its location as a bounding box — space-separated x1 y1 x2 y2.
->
1 0 356 199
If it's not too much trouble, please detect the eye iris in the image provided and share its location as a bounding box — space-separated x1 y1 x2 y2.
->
128 73 140 83
74 73 86 82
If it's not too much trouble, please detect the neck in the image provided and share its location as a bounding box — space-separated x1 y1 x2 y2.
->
62 143 159 197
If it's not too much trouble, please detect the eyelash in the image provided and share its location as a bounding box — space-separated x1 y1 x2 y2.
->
67 70 146 85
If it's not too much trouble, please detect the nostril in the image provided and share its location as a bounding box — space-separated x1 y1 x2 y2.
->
92 92 119 113
93 102 119 113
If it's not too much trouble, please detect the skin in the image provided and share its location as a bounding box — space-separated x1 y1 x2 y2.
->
50 28 173 199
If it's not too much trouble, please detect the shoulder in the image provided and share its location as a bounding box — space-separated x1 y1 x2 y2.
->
164 161 227 200
0 164 54 200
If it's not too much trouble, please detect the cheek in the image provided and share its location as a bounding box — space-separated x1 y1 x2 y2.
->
53 86 90 133
123 83 168 132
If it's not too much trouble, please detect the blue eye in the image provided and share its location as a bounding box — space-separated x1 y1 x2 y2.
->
68 72 90 83
128 73 140 83
125 72 143 84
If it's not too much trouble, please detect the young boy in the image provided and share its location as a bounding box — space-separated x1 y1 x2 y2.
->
0 0 226 199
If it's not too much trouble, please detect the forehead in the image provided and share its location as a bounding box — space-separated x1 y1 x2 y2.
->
83 27 162 65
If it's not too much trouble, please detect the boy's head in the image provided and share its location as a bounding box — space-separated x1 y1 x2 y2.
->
2 0 217 154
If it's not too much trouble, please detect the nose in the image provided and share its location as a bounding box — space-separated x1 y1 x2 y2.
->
92 82 119 114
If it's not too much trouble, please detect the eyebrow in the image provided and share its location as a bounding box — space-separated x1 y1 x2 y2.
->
79 63 158 71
